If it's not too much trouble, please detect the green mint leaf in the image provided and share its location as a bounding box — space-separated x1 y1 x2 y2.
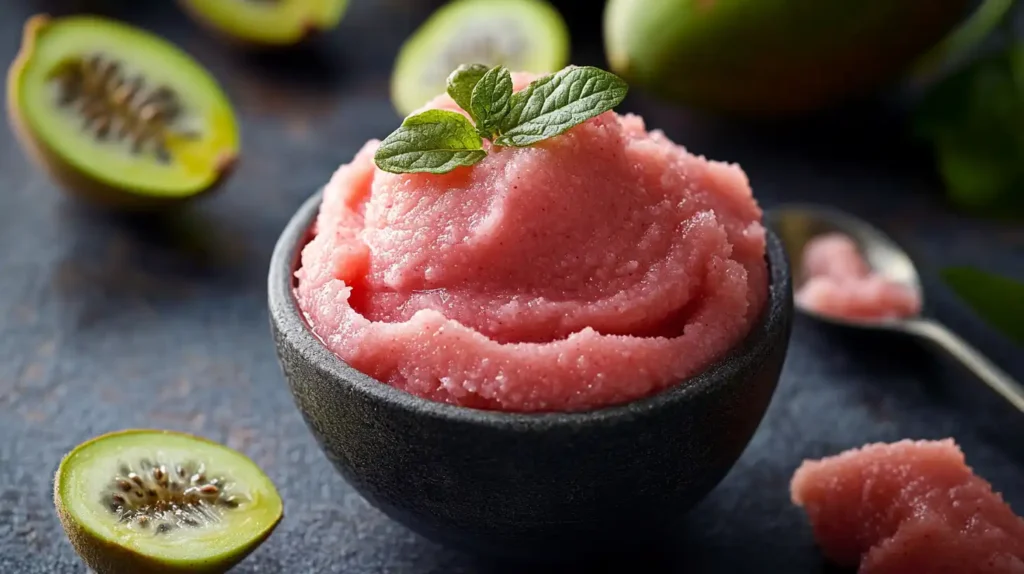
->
446 63 489 120
913 43 1024 215
942 266 1024 345
494 66 628 148
470 66 513 140
373 109 486 174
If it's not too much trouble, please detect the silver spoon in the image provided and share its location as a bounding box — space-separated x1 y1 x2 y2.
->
766 203 1024 414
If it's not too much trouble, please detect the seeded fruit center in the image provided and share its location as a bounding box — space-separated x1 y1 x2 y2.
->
105 458 248 534
428 23 527 85
51 53 200 164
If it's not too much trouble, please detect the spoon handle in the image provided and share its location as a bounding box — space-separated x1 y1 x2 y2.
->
905 319 1024 413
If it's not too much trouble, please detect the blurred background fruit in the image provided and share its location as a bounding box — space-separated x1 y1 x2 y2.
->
602 0 973 116
389 0 569 115
6 14 239 211
10 0 1022 216
177 0 350 47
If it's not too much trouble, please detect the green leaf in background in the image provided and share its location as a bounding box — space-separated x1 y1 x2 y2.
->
914 43 1024 215
470 65 513 140
942 266 1024 344
445 63 489 119
910 0 1017 84
373 109 486 174
495 66 628 147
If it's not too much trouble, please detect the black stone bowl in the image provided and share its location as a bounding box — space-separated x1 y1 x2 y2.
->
269 190 794 562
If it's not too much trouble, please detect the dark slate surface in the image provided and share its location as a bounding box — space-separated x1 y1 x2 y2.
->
1 1 1022 573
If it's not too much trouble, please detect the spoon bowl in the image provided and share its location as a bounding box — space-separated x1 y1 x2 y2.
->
767 203 923 330
767 203 1024 438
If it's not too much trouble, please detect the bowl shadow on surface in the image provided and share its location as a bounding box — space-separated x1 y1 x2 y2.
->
49 201 256 329
447 509 849 574
269 190 795 563
464 548 848 574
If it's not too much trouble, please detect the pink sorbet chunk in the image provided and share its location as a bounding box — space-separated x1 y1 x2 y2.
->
293 71 768 413
795 233 920 320
791 439 1024 574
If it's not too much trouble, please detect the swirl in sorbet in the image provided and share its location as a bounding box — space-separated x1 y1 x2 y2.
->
294 73 768 413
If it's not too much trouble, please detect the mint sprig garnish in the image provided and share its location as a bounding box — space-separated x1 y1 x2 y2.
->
374 65 628 174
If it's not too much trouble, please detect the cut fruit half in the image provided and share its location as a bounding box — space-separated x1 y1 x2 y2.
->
7 15 239 209
54 429 282 574
178 0 348 46
391 0 570 116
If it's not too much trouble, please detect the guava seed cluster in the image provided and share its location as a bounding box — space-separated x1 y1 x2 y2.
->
54 54 199 163
105 458 247 533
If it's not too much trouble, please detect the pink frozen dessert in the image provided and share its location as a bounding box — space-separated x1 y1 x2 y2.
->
796 233 920 321
293 71 769 413
791 439 1024 573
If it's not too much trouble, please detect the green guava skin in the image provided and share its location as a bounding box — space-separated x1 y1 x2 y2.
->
604 0 972 115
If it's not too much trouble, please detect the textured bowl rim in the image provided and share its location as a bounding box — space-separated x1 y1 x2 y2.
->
269 188 792 429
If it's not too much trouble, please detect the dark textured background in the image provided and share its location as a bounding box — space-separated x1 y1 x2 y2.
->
1 1 1023 572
